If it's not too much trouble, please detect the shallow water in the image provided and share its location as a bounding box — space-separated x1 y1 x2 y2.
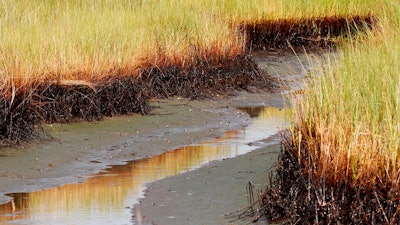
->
0 107 288 225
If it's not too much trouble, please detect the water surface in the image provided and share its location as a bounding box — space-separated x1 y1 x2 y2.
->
0 107 287 225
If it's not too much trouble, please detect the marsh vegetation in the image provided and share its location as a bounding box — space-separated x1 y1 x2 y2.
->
0 0 398 224
260 1 400 224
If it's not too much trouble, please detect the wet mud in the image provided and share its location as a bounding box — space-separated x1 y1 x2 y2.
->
137 144 282 225
0 98 252 206
0 106 287 225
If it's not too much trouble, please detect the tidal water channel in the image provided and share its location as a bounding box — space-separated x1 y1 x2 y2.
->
0 51 327 224
0 106 288 225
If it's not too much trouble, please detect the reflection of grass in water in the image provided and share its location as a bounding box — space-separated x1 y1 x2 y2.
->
0 106 287 222
258 107 289 120
239 107 289 119
0 0 377 89
0 133 242 222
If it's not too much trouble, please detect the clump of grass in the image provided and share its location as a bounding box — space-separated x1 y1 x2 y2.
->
292 3 399 188
259 1 400 223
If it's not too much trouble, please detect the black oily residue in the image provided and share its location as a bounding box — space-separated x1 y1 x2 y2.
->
0 55 262 145
138 55 261 99
240 15 377 51
0 14 376 145
0 79 150 143
256 133 400 224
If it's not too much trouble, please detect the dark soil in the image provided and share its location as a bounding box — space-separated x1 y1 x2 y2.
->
0 78 150 145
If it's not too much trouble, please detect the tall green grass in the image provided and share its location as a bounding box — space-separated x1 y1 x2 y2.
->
0 0 377 91
292 0 400 185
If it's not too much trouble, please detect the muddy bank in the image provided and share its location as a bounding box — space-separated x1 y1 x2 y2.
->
136 143 281 225
0 97 253 205
0 55 262 145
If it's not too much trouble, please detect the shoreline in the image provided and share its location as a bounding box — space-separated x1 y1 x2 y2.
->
0 48 326 208
0 90 284 206
137 140 282 225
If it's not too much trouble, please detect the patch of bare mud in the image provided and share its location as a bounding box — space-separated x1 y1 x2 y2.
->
136 144 281 225
0 98 251 205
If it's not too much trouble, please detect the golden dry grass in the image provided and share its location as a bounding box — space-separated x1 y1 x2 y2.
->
291 0 400 186
0 0 377 91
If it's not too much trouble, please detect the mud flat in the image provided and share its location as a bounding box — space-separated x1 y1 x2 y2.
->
0 98 252 205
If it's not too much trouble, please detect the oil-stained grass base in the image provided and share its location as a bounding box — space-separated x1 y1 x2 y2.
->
0 14 375 146
0 78 150 145
241 15 376 51
261 132 400 224
0 55 262 146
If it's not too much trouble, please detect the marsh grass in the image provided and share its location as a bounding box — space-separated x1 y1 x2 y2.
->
1 0 399 221
1 1 393 161
291 1 399 187
252 2 400 222
0 0 377 92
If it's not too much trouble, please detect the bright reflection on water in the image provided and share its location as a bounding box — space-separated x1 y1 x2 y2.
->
0 107 288 225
